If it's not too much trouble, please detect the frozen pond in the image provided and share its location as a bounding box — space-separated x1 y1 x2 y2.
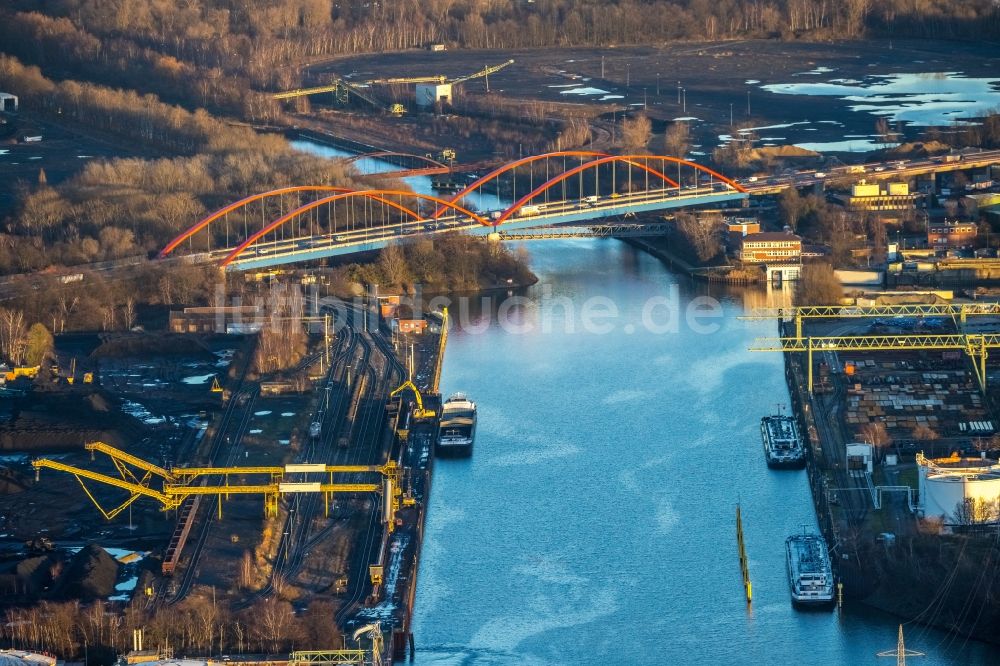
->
762 72 1000 126
794 138 899 153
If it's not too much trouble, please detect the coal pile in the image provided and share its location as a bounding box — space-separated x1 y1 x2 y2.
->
56 544 119 601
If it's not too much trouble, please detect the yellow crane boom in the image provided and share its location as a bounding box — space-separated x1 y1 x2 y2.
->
32 443 403 519
273 84 341 100
85 441 174 482
431 307 449 395
450 59 514 84
366 75 447 85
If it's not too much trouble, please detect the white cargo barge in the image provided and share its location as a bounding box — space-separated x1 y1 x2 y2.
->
437 393 476 457
786 530 835 608
761 412 806 469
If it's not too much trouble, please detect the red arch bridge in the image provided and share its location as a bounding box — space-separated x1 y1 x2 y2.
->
159 152 748 271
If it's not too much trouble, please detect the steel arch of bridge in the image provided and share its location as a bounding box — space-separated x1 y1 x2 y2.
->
495 154 694 224
159 185 410 259
221 190 488 267
343 151 448 169
432 150 614 219
434 151 745 222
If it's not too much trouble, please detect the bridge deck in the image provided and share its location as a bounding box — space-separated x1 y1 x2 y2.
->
226 190 747 270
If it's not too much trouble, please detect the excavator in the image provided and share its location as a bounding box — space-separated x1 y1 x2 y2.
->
388 380 435 420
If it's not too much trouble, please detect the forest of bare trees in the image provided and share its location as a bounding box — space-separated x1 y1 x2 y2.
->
1 2 997 125
0 52 369 275
1 596 341 661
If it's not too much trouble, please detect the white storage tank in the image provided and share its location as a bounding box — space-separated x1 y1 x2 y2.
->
917 453 1000 525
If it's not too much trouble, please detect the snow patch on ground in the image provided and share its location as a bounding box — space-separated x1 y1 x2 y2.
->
121 400 165 425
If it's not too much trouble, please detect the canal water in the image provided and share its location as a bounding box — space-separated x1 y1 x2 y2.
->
413 240 1000 665
288 138 1000 664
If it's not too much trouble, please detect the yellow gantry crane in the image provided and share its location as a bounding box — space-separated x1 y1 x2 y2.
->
743 303 1000 393
32 442 403 522
741 302 1000 342
749 333 999 393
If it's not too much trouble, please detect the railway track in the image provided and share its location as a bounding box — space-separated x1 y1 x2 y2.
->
165 387 260 605
334 307 406 626
234 307 369 607
146 339 258 609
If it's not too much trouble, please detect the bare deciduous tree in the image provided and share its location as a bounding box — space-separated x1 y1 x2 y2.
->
0 307 27 364
663 121 690 158
620 113 652 152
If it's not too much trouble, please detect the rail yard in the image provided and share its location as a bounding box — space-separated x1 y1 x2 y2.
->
0 297 447 662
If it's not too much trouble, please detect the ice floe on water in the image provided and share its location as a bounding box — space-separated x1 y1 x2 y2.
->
181 373 215 385
559 87 611 96
718 121 810 144
215 349 235 367
794 66 836 76
795 139 898 153
762 72 1000 125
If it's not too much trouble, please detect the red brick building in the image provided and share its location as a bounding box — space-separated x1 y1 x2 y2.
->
927 220 977 248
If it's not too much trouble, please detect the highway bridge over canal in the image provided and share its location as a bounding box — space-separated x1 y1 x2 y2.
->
159 151 749 271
